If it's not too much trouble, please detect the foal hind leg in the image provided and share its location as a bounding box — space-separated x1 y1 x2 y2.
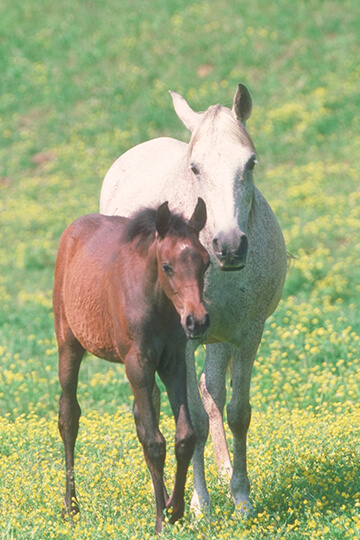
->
200 343 233 480
58 337 84 521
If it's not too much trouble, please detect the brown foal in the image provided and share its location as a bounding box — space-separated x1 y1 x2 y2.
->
53 198 210 533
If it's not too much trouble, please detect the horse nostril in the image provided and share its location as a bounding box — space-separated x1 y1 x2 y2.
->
212 237 220 253
237 234 248 258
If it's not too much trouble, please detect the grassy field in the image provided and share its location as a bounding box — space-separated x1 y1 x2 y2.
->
1 0 360 538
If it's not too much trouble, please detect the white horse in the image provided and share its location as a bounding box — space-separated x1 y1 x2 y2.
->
100 84 287 515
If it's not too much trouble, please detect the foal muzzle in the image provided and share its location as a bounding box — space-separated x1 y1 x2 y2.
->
184 312 210 340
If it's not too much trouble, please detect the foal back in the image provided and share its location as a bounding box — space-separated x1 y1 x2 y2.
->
53 214 130 362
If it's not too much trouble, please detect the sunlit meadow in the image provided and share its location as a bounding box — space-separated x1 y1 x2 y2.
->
1 0 359 538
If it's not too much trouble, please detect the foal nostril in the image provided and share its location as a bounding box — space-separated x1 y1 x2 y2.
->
185 313 210 338
203 313 210 331
186 315 196 333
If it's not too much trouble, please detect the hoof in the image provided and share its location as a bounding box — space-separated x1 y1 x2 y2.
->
166 499 184 524
190 491 211 518
62 498 80 524
234 497 253 518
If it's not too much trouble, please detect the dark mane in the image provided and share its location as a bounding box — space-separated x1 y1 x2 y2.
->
123 206 192 250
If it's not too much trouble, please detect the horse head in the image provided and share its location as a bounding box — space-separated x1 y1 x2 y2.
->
170 84 256 272
155 198 210 339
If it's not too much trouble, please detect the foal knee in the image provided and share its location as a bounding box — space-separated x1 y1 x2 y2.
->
175 427 196 463
144 434 166 469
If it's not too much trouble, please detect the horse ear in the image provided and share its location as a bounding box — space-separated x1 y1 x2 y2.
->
169 90 202 132
156 201 171 238
189 198 207 233
232 83 252 125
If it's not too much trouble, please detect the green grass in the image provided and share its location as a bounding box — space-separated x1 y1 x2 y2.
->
0 0 360 538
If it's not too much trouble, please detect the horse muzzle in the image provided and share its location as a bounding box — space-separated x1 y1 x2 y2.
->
184 312 210 340
212 232 248 271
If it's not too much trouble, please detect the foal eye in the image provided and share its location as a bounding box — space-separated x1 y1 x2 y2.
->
161 263 173 275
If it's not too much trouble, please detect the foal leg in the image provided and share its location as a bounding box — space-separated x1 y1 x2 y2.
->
58 338 85 521
158 359 196 524
200 343 233 480
185 344 211 515
125 354 167 533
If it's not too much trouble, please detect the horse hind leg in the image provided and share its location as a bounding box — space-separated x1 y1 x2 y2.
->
58 337 85 522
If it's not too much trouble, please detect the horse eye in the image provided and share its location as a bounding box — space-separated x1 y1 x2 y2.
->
190 163 200 176
161 263 173 275
247 154 257 171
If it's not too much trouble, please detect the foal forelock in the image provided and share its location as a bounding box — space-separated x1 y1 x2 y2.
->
122 207 198 251
188 105 255 154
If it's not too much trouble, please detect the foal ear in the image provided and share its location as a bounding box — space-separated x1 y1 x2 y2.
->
189 198 207 233
155 201 171 238
169 90 202 132
232 83 252 125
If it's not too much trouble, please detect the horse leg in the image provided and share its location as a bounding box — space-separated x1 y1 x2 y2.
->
58 337 84 521
185 344 210 515
158 359 196 524
200 342 233 480
125 354 167 534
227 324 264 514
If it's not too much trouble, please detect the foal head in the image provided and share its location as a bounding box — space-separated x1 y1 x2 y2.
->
155 198 210 339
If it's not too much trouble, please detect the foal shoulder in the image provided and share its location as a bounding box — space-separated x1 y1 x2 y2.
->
64 214 127 242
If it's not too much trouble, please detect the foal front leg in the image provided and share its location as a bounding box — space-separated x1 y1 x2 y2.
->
125 353 167 533
158 358 196 524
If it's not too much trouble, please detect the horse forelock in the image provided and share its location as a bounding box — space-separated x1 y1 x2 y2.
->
188 105 255 154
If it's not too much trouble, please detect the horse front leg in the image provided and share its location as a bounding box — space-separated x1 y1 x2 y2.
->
125 353 167 534
57 339 84 522
227 326 263 515
185 344 211 515
200 342 233 480
158 359 196 524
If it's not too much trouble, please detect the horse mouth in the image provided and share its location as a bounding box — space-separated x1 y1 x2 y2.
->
215 256 246 272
